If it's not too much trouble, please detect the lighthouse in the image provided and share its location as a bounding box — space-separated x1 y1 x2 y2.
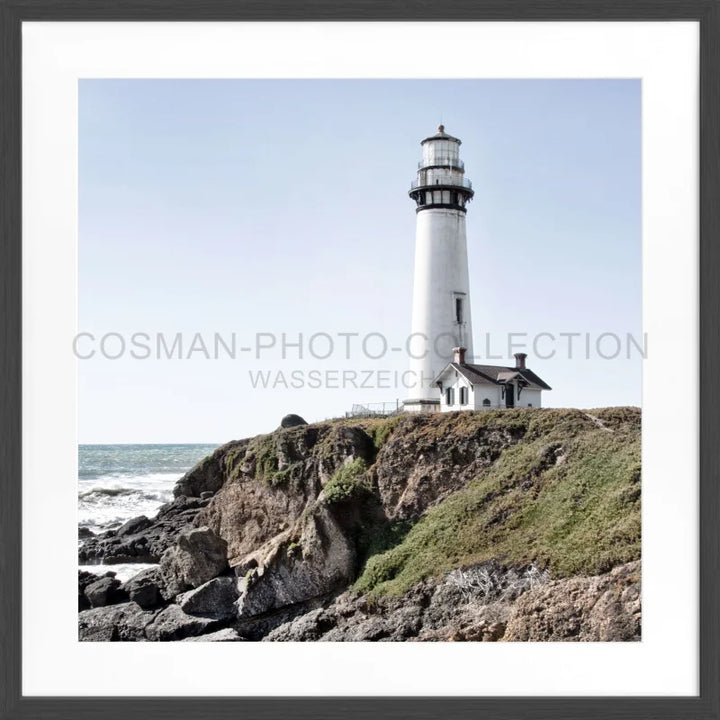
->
404 125 475 413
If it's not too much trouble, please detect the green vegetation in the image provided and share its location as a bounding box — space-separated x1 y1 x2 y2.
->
224 443 248 482
232 434 304 488
367 415 404 452
323 458 371 504
269 461 304 489
250 435 279 481
353 408 641 598
356 518 413 567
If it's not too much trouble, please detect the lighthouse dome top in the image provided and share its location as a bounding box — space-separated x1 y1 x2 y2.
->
421 124 462 146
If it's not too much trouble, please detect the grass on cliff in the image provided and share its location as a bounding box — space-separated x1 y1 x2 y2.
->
354 407 641 599
324 458 371 504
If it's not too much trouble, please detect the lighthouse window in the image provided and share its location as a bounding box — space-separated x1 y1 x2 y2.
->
455 298 463 323
442 190 450 204
446 388 455 406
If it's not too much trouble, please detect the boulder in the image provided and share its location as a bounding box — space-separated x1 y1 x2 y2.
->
79 602 159 641
79 569 114 588
85 576 128 608
177 576 239 620
145 604 224 641
182 628 246 642
159 526 229 599
265 609 333 642
235 506 355 620
79 570 106 610
116 515 153 538
122 567 165 609
280 414 308 429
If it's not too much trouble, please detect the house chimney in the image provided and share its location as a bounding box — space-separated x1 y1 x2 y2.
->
453 347 467 364
514 352 527 369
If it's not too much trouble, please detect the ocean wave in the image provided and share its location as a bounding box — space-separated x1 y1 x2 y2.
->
78 445 216 536
78 486 170 503
79 487 136 499
78 481 175 534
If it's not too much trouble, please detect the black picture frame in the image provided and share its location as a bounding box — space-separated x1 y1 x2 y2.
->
1 1 718 718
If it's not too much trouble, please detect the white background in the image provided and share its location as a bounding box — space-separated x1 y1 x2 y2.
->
22 21 698 696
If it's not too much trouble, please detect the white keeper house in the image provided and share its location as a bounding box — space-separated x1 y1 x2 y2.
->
403 126 551 413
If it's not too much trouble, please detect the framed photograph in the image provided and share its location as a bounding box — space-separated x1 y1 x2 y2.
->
2 1 718 718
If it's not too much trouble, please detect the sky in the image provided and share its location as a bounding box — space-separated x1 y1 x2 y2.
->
78 79 641 444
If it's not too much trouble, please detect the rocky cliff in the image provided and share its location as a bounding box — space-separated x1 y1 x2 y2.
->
78 407 641 642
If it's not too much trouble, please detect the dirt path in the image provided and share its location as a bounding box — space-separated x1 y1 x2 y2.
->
583 413 614 432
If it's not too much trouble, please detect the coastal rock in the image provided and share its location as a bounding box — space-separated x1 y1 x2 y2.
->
177 576 239 620
173 439 249 499
79 410 642 643
503 561 641 642
182 628 246 642
78 495 211 565
79 570 109 610
264 608 333 642
235 505 357 620
85 576 129 608
264 592 425 642
264 563 548 642
116 515 153 537
78 602 159 641
198 424 374 566
145 604 224 641
159 526 229 599
122 567 166 609
373 414 528 520
235 598 326 641
280 414 308 429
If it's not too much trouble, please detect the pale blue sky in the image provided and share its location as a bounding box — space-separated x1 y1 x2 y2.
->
79 79 641 444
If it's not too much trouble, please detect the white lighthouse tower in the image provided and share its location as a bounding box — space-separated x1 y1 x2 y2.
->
404 125 475 413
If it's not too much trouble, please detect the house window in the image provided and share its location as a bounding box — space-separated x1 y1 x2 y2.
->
446 388 455 406
455 298 463 323
528 403 532 407
482 398 491 407
459 387 468 405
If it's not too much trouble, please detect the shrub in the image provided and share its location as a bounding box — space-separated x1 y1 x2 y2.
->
323 458 370 504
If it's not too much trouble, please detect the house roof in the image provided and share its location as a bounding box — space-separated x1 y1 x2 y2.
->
436 362 552 391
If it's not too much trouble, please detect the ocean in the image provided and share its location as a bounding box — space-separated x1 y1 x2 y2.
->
78 443 217 581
